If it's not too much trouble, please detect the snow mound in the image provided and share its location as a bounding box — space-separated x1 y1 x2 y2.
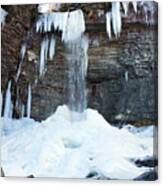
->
1 105 155 179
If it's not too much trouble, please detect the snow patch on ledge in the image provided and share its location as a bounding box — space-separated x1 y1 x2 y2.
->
38 3 61 13
1 105 154 179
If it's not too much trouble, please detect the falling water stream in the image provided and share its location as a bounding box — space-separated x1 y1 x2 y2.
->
65 36 89 120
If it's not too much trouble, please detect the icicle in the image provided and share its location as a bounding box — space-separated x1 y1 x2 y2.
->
143 6 148 24
122 2 129 16
125 71 129 82
21 103 25 118
39 35 49 77
0 92 3 118
15 99 19 108
1 7 8 27
106 12 112 39
36 9 85 43
4 80 12 118
9 102 13 118
132 2 137 13
111 2 122 38
27 84 32 118
62 10 85 42
16 43 27 82
82 36 89 77
49 34 56 60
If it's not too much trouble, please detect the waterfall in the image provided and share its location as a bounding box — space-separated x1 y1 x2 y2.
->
4 80 13 118
37 8 88 120
27 84 32 118
65 36 89 120
16 42 27 82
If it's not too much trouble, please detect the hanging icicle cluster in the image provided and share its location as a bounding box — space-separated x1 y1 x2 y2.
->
1 81 32 119
38 34 56 77
106 1 138 39
36 9 85 43
36 9 86 77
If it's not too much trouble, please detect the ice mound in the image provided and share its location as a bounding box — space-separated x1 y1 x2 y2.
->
1 105 155 179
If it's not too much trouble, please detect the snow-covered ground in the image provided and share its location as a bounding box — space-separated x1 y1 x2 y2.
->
1 105 156 179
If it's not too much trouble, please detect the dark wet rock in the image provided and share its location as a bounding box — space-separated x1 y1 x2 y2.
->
86 171 111 180
86 171 98 178
135 157 158 168
134 170 158 181
1 168 5 177
27 175 34 178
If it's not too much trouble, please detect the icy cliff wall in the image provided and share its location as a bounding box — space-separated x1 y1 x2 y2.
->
1 2 158 125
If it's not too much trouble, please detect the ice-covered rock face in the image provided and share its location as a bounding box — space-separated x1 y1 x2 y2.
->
1 7 8 27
